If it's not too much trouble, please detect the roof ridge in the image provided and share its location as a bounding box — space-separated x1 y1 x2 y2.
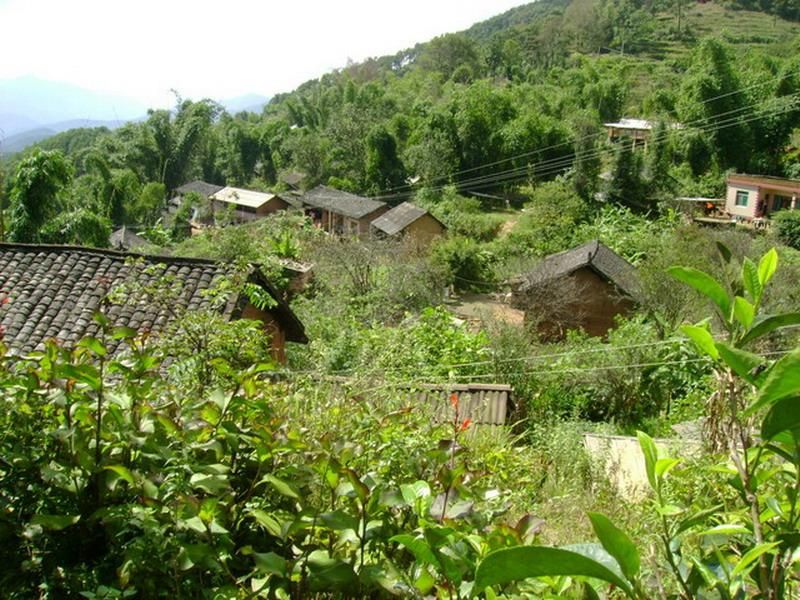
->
0 242 231 268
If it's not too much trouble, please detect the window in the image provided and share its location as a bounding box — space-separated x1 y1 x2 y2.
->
735 190 749 207
774 195 791 211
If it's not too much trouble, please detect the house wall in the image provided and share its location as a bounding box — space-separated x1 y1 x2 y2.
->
406 215 446 247
256 197 289 217
240 304 288 364
725 182 759 219
521 267 636 340
357 206 390 235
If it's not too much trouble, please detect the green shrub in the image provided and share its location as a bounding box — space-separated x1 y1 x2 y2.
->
773 209 800 250
430 235 497 291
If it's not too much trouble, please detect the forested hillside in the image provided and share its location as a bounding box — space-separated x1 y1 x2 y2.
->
2 1 800 597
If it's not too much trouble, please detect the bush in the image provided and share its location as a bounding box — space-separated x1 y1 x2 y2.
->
430 235 497 291
774 209 800 250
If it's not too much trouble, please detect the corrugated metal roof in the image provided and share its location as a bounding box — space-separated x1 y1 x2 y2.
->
211 186 276 209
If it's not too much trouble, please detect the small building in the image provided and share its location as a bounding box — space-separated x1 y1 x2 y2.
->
168 180 224 215
725 173 800 221
0 244 307 363
279 171 307 191
209 186 291 223
370 202 446 247
511 240 640 339
604 118 680 151
109 226 148 252
302 185 389 236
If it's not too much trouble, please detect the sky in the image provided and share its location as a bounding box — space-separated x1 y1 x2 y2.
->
0 0 527 108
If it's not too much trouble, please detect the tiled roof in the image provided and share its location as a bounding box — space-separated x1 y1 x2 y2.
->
0 243 307 356
109 226 148 251
175 180 224 197
371 202 438 236
516 240 640 298
302 185 387 220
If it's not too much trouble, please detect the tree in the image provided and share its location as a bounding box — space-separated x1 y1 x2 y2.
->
678 38 749 170
8 149 73 242
607 141 646 210
364 126 406 195
128 182 166 227
40 208 111 247
417 33 482 80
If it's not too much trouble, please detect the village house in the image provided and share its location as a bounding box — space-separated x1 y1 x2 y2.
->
511 240 640 340
209 186 293 223
604 118 681 151
168 180 224 215
725 173 800 222
370 202 446 247
109 226 148 252
302 185 389 236
0 244 307 363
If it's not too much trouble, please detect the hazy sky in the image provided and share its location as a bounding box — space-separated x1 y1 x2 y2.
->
0 0 526 107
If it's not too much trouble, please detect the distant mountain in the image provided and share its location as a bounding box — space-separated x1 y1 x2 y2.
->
220 93 271 114
0 76 146 129
1 118 130 154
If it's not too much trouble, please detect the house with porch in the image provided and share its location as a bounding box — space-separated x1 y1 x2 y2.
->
0 244 307 363
302 185 389 236
604 118 681 151
725 173 800 221
209 186 293 223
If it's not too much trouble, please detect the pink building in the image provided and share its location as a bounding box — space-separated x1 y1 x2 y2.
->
726 173 800 221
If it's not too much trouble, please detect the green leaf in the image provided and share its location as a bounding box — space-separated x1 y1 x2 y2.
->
252 551 287 576
587 513 640 580
306 550 358 592
716 241 732 264
730 543 780 578
637 431 659 492
748 350 800 414
733 296 755 330
249 510 284 538
674 505 724 536
390 534 440 567
473 546 634 596
716 342 763 386
757 248 778 287
400 481 431 504
668 266 731 320
31 514 80 530
111 326 138 340
262 474 300 500
739 313 800 347
319 510 359 532
105 465 135 487
741 258 761 304
698 524 750 536
655 458 680 479
78 336 107 357
680 324 719 360
761 397 800 439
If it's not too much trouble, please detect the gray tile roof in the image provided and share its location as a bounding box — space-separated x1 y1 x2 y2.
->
302 185 387 220
0 243 307 356
175 180 225 197
371 202 438 236
516 240 640 298
109 226 148 251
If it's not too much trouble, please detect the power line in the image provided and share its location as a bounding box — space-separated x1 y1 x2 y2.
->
421 95 800 198
370 77 800 201
371 67 800 198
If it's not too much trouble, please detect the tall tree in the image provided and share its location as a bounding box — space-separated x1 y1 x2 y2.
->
364 126 406 195
608 141 646 210
8 149 73 242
